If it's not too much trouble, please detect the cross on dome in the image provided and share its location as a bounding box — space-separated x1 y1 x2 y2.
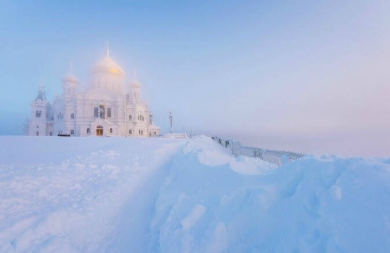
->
130 68 141 87
63 62 78 84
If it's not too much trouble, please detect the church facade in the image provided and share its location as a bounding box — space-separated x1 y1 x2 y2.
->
25 49 160 137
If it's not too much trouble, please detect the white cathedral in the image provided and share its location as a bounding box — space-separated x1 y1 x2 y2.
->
25 48 160 137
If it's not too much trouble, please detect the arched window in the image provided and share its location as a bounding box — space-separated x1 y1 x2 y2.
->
70 130 74 135
110 128 113 133
87 128 90 134
107 108 111 118
94 107 98 117
36 131 39 136
129 129 132 134
129 115 132 120
71 113 74 119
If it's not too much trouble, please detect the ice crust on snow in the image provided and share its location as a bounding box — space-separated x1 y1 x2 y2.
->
0 135 390 253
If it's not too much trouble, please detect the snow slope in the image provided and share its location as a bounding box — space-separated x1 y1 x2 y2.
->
151 136 390 253
0 137 187 253
1 135 390 253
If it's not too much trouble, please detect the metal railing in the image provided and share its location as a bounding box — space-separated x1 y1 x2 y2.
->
212 137 305 166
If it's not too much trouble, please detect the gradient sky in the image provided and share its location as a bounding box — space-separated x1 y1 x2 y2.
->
1 0 390 157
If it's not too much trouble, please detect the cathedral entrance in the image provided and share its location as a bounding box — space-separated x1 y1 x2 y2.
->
96 125 103 136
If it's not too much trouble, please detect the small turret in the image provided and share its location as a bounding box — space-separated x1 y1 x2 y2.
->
129 69 141 103
62 62 78 96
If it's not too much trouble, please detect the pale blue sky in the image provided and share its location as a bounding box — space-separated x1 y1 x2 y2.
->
1 0 390 157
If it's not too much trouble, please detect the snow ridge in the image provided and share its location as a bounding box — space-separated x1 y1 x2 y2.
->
149 136 390 253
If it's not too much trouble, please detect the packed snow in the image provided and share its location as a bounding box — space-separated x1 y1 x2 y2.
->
0 135 389 253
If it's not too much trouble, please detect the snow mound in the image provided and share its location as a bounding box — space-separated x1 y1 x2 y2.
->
151 136 390 253
185 136 277 174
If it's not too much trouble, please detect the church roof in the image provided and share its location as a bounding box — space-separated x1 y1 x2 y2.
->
92 55 125 76
35 86 47 101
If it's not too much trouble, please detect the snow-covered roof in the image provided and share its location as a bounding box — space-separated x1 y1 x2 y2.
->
148 124 160 130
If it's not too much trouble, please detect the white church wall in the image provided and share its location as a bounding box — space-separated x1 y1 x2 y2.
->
29 100 48 136
46 123 53 136
29 120 46 136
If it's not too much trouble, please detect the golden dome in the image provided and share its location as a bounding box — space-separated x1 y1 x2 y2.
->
92 55 125 76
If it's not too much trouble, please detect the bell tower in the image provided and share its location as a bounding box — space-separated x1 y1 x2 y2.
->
29 84 50 136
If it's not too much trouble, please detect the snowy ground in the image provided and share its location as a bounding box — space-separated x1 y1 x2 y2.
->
0 136 389 253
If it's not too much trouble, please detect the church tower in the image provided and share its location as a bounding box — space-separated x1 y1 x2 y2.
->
129 69 141 103
62 63 79 97
29 85 50 136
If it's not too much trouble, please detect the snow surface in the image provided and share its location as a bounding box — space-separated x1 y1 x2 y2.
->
0 135 390 253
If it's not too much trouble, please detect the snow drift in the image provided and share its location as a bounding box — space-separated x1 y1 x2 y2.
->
151 136 390 253
0 135 389 253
